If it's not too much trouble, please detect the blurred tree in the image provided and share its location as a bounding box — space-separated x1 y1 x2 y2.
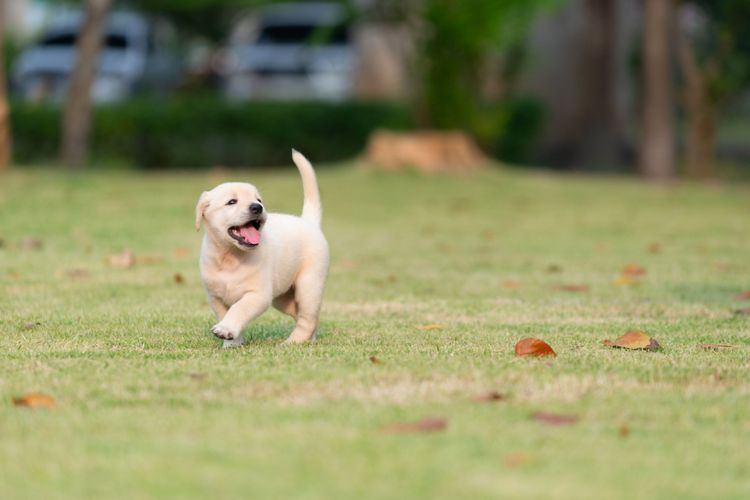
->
639 0 675 181
61 0 112 168
415 0 551 145
0 6 10 170
677 0 750 178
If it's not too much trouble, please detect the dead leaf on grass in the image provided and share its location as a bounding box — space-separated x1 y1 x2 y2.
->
647 243 662 254
416 324 443 331
612 275 639 286
474 391 505 402
735 291 750 301
618 424 630 437
481 229 495 241
105 250 135 268
174 273 185 284
622 264 646 276
698 343 736 351
22 322 41 330
555 284 590 293
13 393 57 409
734 308 750 316
383 417 448 434
603 331 661 351
65 268 89 280
173 247 190 258
504 453 531 467
20 237 43 251
515 338 556 358
531 412 578 426
135 255 164 265
368 356 382 364
502 280 521 289
188 373 207 381
546 264 562 273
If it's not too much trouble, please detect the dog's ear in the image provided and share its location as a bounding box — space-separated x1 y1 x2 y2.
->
195 191 210 231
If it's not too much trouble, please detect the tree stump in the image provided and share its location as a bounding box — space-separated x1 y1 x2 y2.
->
364 130 486 172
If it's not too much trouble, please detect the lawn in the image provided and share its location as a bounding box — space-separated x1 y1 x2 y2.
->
1 164 749 499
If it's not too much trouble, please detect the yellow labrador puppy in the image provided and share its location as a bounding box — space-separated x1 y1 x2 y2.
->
195 150 329 347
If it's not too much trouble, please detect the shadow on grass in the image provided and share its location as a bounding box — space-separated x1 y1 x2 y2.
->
243 322 292 342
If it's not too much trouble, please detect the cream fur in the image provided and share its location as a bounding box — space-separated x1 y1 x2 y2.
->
195 150 329 347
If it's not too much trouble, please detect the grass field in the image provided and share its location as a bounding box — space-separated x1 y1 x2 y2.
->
1 164 749 499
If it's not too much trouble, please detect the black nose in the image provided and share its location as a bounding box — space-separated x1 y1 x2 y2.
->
249 203 263 215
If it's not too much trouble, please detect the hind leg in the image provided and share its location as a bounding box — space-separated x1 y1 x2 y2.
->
285 269 326 344
272 288 297 320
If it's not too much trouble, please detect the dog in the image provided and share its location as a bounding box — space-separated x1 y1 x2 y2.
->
195 150 329 347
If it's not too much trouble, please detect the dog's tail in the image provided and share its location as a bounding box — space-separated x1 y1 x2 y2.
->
291 149 322 226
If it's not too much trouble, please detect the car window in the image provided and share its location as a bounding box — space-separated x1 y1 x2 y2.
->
257 24 349 45
39 32 130 49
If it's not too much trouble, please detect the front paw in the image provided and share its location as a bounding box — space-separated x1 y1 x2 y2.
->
211 323 237 340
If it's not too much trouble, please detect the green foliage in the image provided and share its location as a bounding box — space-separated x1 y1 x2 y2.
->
10 98 413 167
415 0 552 156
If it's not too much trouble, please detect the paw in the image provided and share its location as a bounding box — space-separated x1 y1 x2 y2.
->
211 323 237 340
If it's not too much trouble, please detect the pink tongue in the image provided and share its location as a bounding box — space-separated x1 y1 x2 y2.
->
238 226 261 245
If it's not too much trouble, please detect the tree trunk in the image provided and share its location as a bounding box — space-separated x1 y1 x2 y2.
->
60 0 111 168
677 21 717 179
573 0 620 169
0 5 11 170
639 0 676 181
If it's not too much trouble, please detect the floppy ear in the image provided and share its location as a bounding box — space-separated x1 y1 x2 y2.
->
195 191 210 231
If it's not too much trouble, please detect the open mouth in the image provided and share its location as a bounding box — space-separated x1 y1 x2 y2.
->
228 219 263 247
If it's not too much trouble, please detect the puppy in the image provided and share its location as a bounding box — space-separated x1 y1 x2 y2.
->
195 150 329 347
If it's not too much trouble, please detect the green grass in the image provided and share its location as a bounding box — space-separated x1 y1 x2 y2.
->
1 164 749 499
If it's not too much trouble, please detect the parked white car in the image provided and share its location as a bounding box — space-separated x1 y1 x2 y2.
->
221 2 357 101
13 10 180 104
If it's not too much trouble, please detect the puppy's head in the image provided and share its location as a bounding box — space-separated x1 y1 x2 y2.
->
195 182 267 250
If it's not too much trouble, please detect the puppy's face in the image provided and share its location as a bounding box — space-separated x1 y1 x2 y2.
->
195 182 267 250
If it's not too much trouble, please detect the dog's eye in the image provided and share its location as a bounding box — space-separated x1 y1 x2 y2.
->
226 199 237 206
257 198 262 204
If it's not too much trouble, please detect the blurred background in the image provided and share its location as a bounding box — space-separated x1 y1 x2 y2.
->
0 0 749 180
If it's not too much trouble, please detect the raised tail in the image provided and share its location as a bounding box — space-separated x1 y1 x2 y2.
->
291 149 322 226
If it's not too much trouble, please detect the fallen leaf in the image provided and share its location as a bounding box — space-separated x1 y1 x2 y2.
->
736 291 750 301
383 417 448 434
555 284 589 293
612 275 639 286
188 372 207 381
734 308 750 316
698 343 736 350
618 424 630 438
65 268 89 280
502 280 521 289
174 273 185 284
593 242 610 253
20 237 43 251
515 338 556 358
603 331 661 351
474 391 505 402
647 243 661 254
13 393 57 409
135 255 163 265
416 324 443 331
22 322 41 330
173 247 190 258
504 453 531 467
531 412 578 426
481 230 495 241
368 355 381 364
622 264 646 276
546 264 562 273
105 250 135 268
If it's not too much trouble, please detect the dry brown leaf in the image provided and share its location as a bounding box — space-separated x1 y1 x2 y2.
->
504 453 531 467
13 393 57 409
481 229 495 241
546 264 562 273
622 264 646 276
502 280 521 289
618 424 630 437
416 324 443 331
20 237 43 251
23 322 40 330
734 308 750 316
531 412 578 426
474 391 505 402
65 268 89 280
603 331 661 351
515 338 556 358
736 291 750 301
174 273 185 284
105 250 135 268
368 356 382 364
612 275 639 286
698 343 736 351
173 247 190 258
647 243 662 254
188 372 207 381
555 284 590 293
383 417 448 434
135 255 163 265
